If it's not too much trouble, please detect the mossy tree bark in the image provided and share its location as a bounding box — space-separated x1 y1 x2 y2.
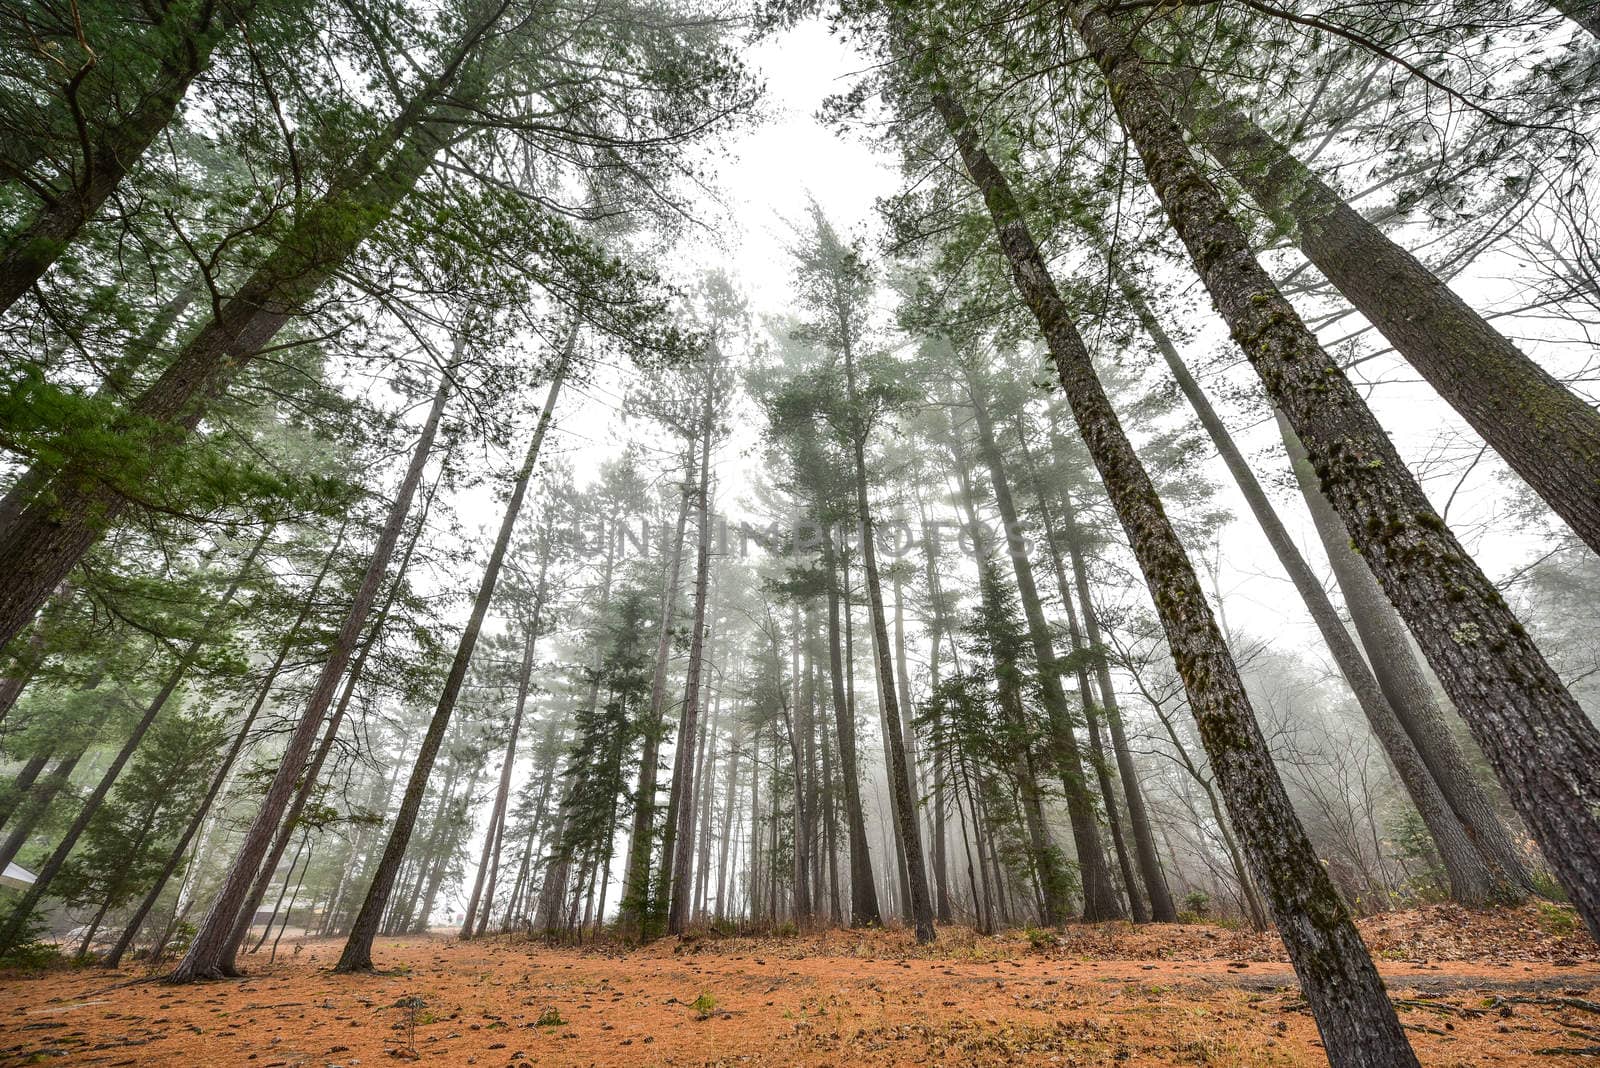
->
1163 66 1600 555
1072 2 1600 944
1114 270 1516 905
923 64 1417 1065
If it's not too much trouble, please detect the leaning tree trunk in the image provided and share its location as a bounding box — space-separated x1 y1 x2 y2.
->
335 344 569 973
664 366 718 936
1054 476 1177 923
921 63 1417 1065
1109 271 1515 904
1157 66 1600 555
1274 412 1537 891
102 512 360 969
964 375 1124 921
169 371 454 982
1017 416 1177 922
0 526 269 953
1073 3 1600 943
461 560 545 939
0 753 52 836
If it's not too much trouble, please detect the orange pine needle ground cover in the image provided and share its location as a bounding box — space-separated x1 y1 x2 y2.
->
3 905 1596 1066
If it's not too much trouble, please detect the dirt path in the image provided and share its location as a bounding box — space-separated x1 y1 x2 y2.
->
3 916 1598 1066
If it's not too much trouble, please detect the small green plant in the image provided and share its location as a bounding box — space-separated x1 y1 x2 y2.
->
1021 926 1055 952
691 991 717 1019
536 1007 566 1027
1536 901 1578 935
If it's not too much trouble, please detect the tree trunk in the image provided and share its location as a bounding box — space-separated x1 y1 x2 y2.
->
620 446 694 934
913 485 956 924
462 570 545 938
335 342 569 973
1049 468 1177 922
840 335 934 943
714 718 743 922
0 753 52 836
924 66 1416 1065
1273 412 1537 892
170 370 453 982
101 508 362 968
1105 269 1518 902
821 524 881 926
1162 65 1600 554
964 375 1124 920
0 526 269 953
1074 4 1600 943
665 367 718 936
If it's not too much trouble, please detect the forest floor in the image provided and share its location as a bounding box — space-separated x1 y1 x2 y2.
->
2 904 1597 1066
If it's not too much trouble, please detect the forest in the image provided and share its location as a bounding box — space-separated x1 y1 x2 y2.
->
0 0 1598 1065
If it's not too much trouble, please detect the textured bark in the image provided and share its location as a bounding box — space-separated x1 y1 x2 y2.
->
169 372 453 982
1113 272 1513 904
336 347 568 973
964 376 1123 920
0 7 504 651
1274 413 1537 892
0 527 268 953
1162 70 1600 555
665 369 718 936
925 66 1416 1065
1075 5 1600 944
